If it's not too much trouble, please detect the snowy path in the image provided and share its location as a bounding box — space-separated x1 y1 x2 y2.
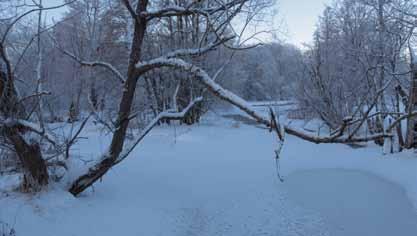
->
1 117 417 235
284 169 417 236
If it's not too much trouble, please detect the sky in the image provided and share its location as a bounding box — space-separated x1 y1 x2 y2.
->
43 0 68 22
43 0 332 47
277 0 332 46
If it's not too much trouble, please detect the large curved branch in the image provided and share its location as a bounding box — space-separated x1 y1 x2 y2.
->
135 57 391 144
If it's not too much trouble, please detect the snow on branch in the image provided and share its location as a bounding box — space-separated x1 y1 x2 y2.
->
388 111 417 132
1 118 56 146
135 57 391 144
69 94 202 187
69 94 201 195
135 38 235 76
115 97 203 165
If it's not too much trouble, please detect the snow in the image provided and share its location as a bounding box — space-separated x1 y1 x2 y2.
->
136 57 271 127
135 56 388 144
285 169 417 236
279 132 417 213
1 107 417 235
118 97 203 163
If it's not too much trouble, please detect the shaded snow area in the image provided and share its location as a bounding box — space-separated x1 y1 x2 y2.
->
285 170 417 236
1 108 417 236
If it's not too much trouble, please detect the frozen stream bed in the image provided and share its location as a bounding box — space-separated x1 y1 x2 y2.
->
2 113 417 236
284 169 417 236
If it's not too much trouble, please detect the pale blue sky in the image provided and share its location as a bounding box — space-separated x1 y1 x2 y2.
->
277 0 332 46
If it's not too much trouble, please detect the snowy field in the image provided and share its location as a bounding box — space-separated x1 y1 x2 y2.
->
1 105 417 236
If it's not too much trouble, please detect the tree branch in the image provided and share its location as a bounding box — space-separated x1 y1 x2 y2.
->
116 97 203 165
135 57 392 144
140 0 248 20
59 47 126 84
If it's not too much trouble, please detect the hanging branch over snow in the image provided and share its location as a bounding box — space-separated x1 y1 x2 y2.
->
116 97 203 165
270 108 285 182
135 57 392 144
69 97 203 196
69 0 389 198
135 37 235 75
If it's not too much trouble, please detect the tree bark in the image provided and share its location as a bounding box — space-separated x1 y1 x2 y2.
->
406 62 417 148
69 0 149 196
4 127 49 190
1 65 48 191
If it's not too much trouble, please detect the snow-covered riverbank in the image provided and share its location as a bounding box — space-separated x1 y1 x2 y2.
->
1 112 417 235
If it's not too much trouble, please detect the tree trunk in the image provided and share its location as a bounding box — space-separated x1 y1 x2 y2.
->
1 68 48 191
69 1 149 196
406 62 417 148
395 90 404 150
4 127 49 191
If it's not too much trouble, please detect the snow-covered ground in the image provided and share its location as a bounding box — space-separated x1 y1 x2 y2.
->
285 169 417 236
1 106 417 236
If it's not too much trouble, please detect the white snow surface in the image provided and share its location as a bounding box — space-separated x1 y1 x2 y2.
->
285 169 417 236
1 106 417 236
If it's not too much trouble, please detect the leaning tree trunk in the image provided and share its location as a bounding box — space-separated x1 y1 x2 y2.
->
406 61 417 148
69 2 148 196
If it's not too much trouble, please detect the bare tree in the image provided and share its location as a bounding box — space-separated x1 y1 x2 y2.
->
2 0 416 196
67 0 400 197
295 0 417 151
0 0 75 191
68 0 277 196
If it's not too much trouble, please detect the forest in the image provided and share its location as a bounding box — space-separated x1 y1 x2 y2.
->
1 0 417 235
